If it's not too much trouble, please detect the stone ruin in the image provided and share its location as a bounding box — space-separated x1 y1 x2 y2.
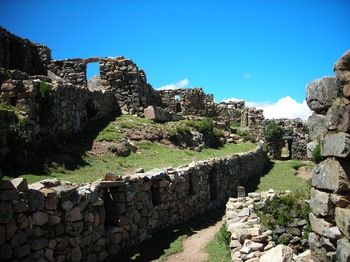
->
305 50 350 261
0 146 268 261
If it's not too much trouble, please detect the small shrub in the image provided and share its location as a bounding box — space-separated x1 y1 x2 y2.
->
312 143 322 163
216 224 231 247
236 129 251 141
212 128 225 138
264 122 284 142
187 118 214 133
39 81 51 98
230 121 241 129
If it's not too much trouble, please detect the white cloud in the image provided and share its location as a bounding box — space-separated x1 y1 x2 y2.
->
223 96 312 120
243 73 252 79
157 78 190 90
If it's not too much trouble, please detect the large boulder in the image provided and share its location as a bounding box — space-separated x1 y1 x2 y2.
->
144 106 181 123
259 244 294 262
307 113 328 140
321 132 350 158
312 158 350 193
334 50 350 86
306 77 339 114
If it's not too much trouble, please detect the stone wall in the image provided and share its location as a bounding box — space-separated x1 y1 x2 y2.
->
99 58 161 115
157 88 217 117
264 118 309 160
216 101 245 124
0 74 120 161
225 190 311 261
0 147 268 261
306 51 350 261
241 107 265 142
0 27 51 76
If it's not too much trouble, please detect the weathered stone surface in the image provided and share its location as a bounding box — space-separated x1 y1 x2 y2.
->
321 132 350 158
144 105 181 123
337 238 350 262
15 243 30 258
326 103 350 133
0 200 12 223
306 77 338 114
71 246 82 262
334 50 350 86
324 227 342 240
335 207 350 238
32 211 48 226
307 113 328 140
309 212 331 236
260 244 294 262
11 178 28 191
65 207 82 222
31 238 48 251
310 188 334 217
312 158 350 193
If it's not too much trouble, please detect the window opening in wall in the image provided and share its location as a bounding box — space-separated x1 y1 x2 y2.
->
86 62 100 91
175 95 181 101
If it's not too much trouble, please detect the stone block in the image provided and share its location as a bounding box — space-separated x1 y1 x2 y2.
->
15 243 30 258
260 244 294 262
335 207 350 238
312 158 350 193
326 102 350 133
0 189 19 200
65 207 82 222
337 238 350 262
307 113 328 140
32 211 48 226
65 221 84 236
0 200 12 223
310 188 334 217
321 132 350 158
11 177 28 191
334 50 350 85
71 246 82 262
306 77 338 114
309 212 331 236
31 237 48 251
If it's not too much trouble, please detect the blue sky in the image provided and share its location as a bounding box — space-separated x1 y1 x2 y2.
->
1 0 349 119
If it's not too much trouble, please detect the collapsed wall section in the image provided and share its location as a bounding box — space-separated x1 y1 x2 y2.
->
0 147 268 261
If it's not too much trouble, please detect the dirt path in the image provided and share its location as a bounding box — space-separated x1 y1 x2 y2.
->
164 219 223 262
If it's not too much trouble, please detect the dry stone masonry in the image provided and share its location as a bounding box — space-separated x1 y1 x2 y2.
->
225 190 312 262
306 50 350 262
0 147 268 261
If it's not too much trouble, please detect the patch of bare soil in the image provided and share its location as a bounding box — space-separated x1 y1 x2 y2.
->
164 220 223 262
296 166 312 181
88 140 114 156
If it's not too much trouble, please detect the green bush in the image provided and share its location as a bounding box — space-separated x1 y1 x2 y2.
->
256 192 310 236
39 81 51 98
187 118 214 133
216 224 231 247
264 122 283 142
312 143 322 163
236 129 251 141
213 128 225 138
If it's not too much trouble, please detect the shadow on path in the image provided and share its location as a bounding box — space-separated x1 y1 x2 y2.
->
113 208 225 262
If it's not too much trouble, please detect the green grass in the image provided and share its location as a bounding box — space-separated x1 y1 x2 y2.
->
158 235 187 261
205 224 231 262
257 160 314 193
6 142 256 184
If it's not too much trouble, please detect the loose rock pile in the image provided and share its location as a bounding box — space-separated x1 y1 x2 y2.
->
306 50 350 261
225 190 312 262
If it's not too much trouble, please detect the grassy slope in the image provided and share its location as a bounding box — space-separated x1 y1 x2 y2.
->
257 160 314 193
11 142 256 184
